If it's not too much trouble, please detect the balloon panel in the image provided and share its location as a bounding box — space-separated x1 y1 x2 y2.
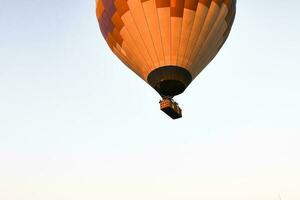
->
96 0 236 81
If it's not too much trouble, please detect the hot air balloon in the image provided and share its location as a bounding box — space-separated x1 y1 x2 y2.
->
96 0 236 119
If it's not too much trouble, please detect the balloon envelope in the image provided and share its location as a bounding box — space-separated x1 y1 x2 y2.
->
96 0 236 97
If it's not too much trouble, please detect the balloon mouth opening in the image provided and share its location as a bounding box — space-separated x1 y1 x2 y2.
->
147 66 192 97
155 80 186 97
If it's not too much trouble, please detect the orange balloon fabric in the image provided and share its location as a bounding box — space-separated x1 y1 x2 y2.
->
96 0 236 94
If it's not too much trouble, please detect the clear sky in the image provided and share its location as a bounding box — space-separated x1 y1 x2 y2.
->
1 1 300 200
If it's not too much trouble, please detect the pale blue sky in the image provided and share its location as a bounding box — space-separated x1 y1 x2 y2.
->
0 1 300 200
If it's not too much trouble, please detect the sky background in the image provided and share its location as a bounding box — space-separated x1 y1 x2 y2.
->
1 1 300 200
